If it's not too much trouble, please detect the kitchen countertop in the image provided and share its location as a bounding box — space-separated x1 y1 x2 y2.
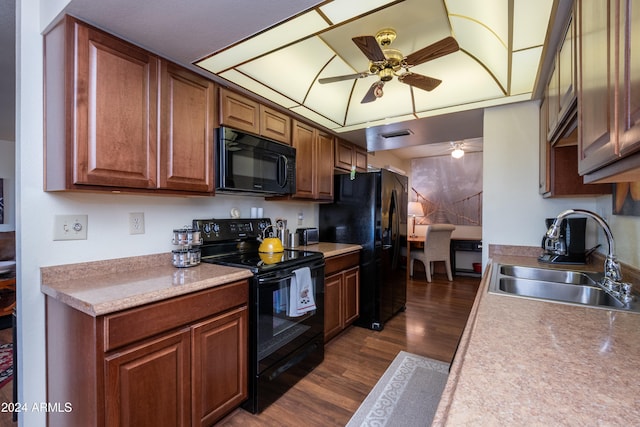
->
41 253 253 317
40 243 362 317
433 254 640 425
294 242 362 258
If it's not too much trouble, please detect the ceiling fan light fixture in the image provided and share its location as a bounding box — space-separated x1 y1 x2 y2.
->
375 28 397 46
374 81 385 98
451 142 465 159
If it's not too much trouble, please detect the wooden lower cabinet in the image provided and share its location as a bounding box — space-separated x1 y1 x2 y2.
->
105 329 192 427
191 308 247 426
46 280 248 427
324 251 360 342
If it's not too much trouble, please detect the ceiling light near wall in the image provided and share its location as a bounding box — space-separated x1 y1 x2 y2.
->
451 142 464 158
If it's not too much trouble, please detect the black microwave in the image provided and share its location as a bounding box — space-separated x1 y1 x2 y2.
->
216 127 296 195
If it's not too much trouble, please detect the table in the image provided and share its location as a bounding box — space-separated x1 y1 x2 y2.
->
406 235 482 280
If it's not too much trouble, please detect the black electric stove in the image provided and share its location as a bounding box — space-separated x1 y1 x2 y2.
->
192 217 325 414
193 218 323 273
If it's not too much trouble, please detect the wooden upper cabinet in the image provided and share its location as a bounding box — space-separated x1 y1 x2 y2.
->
45 16 160 190
558 15 576 122
577 0 640 182
618 0 640 156
291 120 334 200
547 12 577 143
260 106 292 145
335 139 353 171
292 120 316 199
316 130 335 201
577 0 617 175
159 62 215 193
219 88 260 134
44 16 217 194
219 88 292 144
335 139 368 173
354 146 368 171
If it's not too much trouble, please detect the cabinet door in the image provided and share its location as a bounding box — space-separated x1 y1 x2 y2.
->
159 62 215 193
316 131 335 200
618 0 640 154
260 106 291 144
324 273 343 342
192 306 248 427
539 97 551 195
219 88 260 134
105 329 191 427
354 146 368 172
577 0 618 174
292 121 316 198
73 21 159 188
558 15 576 121
343 266 360 326
547 62 560 138
335 139 354 171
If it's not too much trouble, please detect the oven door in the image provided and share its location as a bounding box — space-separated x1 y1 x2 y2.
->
254 259 324 374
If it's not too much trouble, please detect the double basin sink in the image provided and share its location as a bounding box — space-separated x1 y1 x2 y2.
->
489 263 640 313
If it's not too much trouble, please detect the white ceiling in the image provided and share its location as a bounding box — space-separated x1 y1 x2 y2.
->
197 0 553 134
1 0 573 159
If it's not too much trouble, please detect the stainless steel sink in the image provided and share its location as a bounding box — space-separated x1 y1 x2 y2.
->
498 265 600 286
489 264 640 313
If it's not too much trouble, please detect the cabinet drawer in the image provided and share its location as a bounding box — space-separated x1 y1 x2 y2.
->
104 280 248 351
325 251 360 276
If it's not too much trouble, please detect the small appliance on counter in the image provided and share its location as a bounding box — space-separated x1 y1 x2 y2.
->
539 217 590 264
296 227 319 246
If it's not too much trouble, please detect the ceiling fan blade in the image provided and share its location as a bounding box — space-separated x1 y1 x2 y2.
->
318 72 371 84
398 73 442 91
361 81 383 103
352 35 386 62
404 36 460 66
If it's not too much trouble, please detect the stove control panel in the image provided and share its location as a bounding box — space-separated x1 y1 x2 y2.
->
193 218 271 242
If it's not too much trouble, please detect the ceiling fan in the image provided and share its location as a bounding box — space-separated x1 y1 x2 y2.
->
318 29 459 103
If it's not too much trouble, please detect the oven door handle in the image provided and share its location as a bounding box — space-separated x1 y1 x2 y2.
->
257 272 295 284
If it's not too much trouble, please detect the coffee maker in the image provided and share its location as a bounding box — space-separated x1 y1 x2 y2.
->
539 217 587 264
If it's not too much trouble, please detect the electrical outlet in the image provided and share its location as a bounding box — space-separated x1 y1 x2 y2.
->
54 215 88 241
129 212 145 235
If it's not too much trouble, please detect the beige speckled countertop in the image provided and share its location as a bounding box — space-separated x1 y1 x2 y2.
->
41 244 361 317
294 242 362 258
41 253 253 317
433 254 640 426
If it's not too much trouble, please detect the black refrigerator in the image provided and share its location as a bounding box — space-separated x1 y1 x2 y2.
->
319 169 408 331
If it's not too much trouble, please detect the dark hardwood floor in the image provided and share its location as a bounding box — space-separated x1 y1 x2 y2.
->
219 271 480 427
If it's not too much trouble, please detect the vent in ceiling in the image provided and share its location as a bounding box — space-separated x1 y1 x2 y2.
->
379 129 413 139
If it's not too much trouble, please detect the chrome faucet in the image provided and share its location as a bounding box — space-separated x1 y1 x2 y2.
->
546 209 634 305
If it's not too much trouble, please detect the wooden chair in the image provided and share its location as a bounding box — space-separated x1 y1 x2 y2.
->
410 224 456 282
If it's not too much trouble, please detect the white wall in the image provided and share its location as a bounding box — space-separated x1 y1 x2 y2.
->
482 101 600 267
0 140 15 231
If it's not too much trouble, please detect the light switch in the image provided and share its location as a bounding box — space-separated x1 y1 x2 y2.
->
54 215 88 241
